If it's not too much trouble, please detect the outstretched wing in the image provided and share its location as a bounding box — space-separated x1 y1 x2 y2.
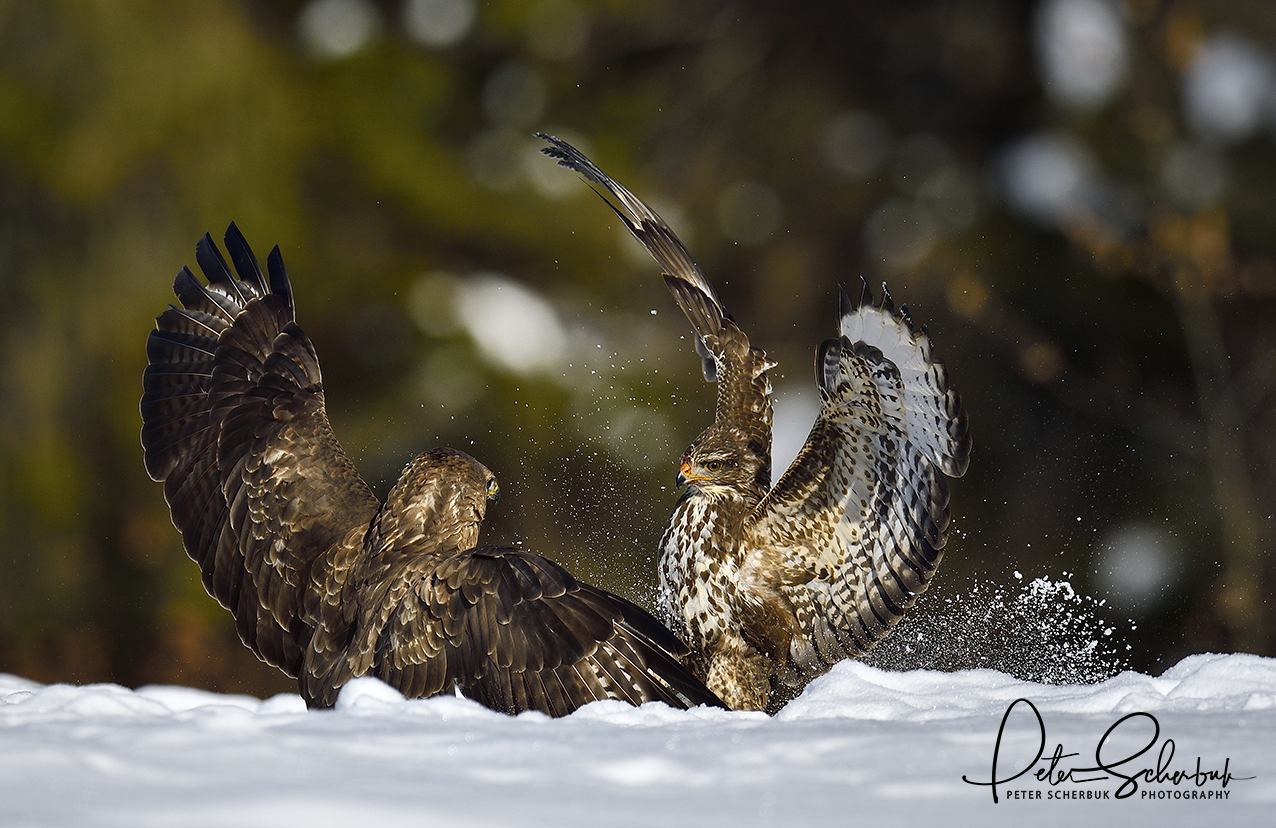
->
743 282 970 675
538 133 773 467
308 545 725 714
141 224 379 677
537 134 721 344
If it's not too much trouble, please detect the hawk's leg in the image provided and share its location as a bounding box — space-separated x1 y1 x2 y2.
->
705 635 772 711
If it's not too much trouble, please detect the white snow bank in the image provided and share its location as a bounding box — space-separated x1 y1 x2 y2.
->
3 654 1273 827
784 652 1276 720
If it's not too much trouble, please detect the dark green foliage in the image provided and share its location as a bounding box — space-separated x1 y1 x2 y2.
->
0 0 1272 693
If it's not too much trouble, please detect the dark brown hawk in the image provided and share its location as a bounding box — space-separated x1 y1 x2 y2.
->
540 135 971 712
141 223 724 715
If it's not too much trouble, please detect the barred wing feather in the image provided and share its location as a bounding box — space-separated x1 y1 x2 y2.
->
745 284 968 673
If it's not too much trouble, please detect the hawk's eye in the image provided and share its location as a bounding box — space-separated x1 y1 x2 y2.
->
705 460 723 473
486 479 501 503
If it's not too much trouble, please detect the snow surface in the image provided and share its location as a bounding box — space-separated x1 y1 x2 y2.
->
3 654 1274 827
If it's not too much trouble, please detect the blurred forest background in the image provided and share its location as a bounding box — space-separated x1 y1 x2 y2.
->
1 0 1274 698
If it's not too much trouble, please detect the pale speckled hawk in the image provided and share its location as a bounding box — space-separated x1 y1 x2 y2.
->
540 135 971 712
141 223 724 715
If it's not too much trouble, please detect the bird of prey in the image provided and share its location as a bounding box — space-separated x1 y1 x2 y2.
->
141 223 724 715
540 135 971 712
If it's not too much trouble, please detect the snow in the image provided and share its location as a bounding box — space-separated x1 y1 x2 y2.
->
3 654 1273 827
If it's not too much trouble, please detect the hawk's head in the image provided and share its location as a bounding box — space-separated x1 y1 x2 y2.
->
387 448 501 548
676 427 770 499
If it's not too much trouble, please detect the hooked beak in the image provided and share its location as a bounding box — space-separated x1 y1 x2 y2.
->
676 460 703 488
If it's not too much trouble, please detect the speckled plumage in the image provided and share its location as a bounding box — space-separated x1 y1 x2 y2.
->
541 136 971 712
141 224 724 715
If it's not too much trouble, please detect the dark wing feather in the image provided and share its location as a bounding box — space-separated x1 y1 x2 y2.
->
539 134 774 463
313 545 725 714
538 133 727 380
141 224 379 678
537 134 720 316
744 284 970 675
